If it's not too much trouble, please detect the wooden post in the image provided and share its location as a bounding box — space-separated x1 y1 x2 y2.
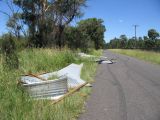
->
52 82 88 104
28 73 47 81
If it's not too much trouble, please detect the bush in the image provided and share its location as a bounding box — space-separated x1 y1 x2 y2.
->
1 34 19 69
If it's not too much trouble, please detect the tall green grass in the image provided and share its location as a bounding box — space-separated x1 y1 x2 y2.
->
110 49 160 64
0 48 102 120
19 49 76 73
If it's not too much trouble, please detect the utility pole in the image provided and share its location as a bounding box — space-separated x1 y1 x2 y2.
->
133 25 139 49
133 25 139 40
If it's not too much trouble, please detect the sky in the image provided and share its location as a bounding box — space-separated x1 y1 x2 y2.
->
0 0 160 42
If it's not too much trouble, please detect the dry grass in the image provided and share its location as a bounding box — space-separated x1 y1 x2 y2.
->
110 49 160 65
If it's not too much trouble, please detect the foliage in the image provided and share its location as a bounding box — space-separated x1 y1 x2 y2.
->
148 29 159 40
12 0 87 48
64 27 82 49
7 13 25 38
77 18 106 50
1 34 19 69
0 48 101 120
0 33 27 52
107 28 160 50
1 1 106 50
64 18 106 52
51 0 87 48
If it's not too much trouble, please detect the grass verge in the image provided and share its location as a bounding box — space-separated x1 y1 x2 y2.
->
110 49 160 65
0 48 102 120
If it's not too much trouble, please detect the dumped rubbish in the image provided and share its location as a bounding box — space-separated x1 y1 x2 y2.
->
96 60 113 64
20 63 88 101
78 53 95 58
78 52 114 64
22 77 68 100
38 63 86 88
52 82 88 104
21 75 44 84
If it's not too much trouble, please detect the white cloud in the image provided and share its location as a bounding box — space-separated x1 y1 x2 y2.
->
119 19 124 23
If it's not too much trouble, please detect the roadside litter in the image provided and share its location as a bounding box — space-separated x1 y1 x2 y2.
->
96 59 113 64
21 76 68 100
78 53 95 58
78 52 114 64
39 63 86 88
20 63 89 102
19 53 114 103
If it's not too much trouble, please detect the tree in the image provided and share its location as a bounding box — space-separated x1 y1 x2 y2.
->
144 40 154 49
137 37 144 48
50 0 87 48
64 26 82 49
13 0 87 48
13 0 52 47
1 33 19 69
109 37 120 49
127 37 136 49
0 0 26 39
77 18 106 50
148 29 159 41
119 35 127 48
107 28 160 50
6 13 24 39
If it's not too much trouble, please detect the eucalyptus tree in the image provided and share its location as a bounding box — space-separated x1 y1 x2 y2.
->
13 0 52 47
48 0 87 48
119 35 128 48
13 0 86 48
0 0 26 39
6 13 23 39
148 29 159 41
77 18 106 50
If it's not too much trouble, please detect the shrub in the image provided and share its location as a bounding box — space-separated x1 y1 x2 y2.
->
1 34 19 69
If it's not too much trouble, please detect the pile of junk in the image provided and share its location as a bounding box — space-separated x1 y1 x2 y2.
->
19 53 115 103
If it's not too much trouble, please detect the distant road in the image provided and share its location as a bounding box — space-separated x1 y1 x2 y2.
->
79 50 160 120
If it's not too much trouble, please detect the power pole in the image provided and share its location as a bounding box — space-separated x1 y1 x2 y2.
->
133 25 139 40
133 25 139 49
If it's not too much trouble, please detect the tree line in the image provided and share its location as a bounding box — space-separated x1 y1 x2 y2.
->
0 0 106 52
106 29 160 50
64 18 106 51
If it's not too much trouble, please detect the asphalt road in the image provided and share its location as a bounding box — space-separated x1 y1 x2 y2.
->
79 50 160 120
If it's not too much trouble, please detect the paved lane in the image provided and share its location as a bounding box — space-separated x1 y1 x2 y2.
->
79 50 160 120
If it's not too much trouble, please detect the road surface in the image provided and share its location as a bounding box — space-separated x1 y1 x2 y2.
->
79 50 160 120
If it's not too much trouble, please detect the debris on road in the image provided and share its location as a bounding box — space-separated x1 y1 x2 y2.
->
96 60 113 64
78 52 115 64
